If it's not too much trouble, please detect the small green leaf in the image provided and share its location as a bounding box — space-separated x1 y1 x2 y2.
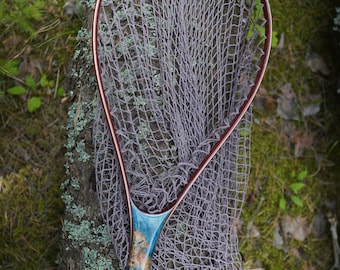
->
25 75 36 90
291 195 303 207
48 80 55 88
40 74 49 88
297 170 308 180
7 86 27 95
279 197 287 211
289 182 305 194
57 87 65 97
27 96 41 112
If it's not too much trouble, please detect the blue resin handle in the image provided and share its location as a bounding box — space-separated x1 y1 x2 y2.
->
127 201 171 269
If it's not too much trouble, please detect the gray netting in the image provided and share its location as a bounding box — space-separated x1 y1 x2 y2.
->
93 0 268 269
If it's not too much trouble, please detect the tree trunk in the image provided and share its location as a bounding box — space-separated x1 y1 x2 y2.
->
57 6 120 270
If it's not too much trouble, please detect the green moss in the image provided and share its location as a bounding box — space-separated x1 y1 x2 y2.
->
240 118 333 267
0 166 64 269
240 1 339 268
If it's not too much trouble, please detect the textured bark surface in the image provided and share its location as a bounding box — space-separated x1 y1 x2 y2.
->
57 8 120 270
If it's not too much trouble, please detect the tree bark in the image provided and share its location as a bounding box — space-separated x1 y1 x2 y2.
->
57 7 120 270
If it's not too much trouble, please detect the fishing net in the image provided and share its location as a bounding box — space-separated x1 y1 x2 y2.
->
93 0 269 268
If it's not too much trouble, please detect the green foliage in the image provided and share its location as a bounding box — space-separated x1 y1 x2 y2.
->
27 96 42 113
0 59 20 97
248 0 279 48
279 170 307 211
292 169 308 181
5 74 56 113
0 59 20 76
6 85 26 95
40 74 55 88
0 59 59 113
289 182 306 194
0 0 45 36
290 195 303 207
25 75 36 90
0 0 81 268
57 86 65 97
279 197 287 211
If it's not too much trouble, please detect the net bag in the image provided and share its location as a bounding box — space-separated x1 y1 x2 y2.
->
93 0 271 268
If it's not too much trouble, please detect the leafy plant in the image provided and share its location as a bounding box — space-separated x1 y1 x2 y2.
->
248 0 279 48
0 59 20 76
0 0 81 267
279 170 308 211
5 74 64 113
0 0 45 36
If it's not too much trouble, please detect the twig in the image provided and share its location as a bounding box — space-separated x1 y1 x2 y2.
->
328 213 340 270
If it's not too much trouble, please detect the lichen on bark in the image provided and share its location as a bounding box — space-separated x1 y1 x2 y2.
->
57 4 119 269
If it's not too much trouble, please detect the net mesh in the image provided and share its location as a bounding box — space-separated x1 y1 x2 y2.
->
93 0 267 268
